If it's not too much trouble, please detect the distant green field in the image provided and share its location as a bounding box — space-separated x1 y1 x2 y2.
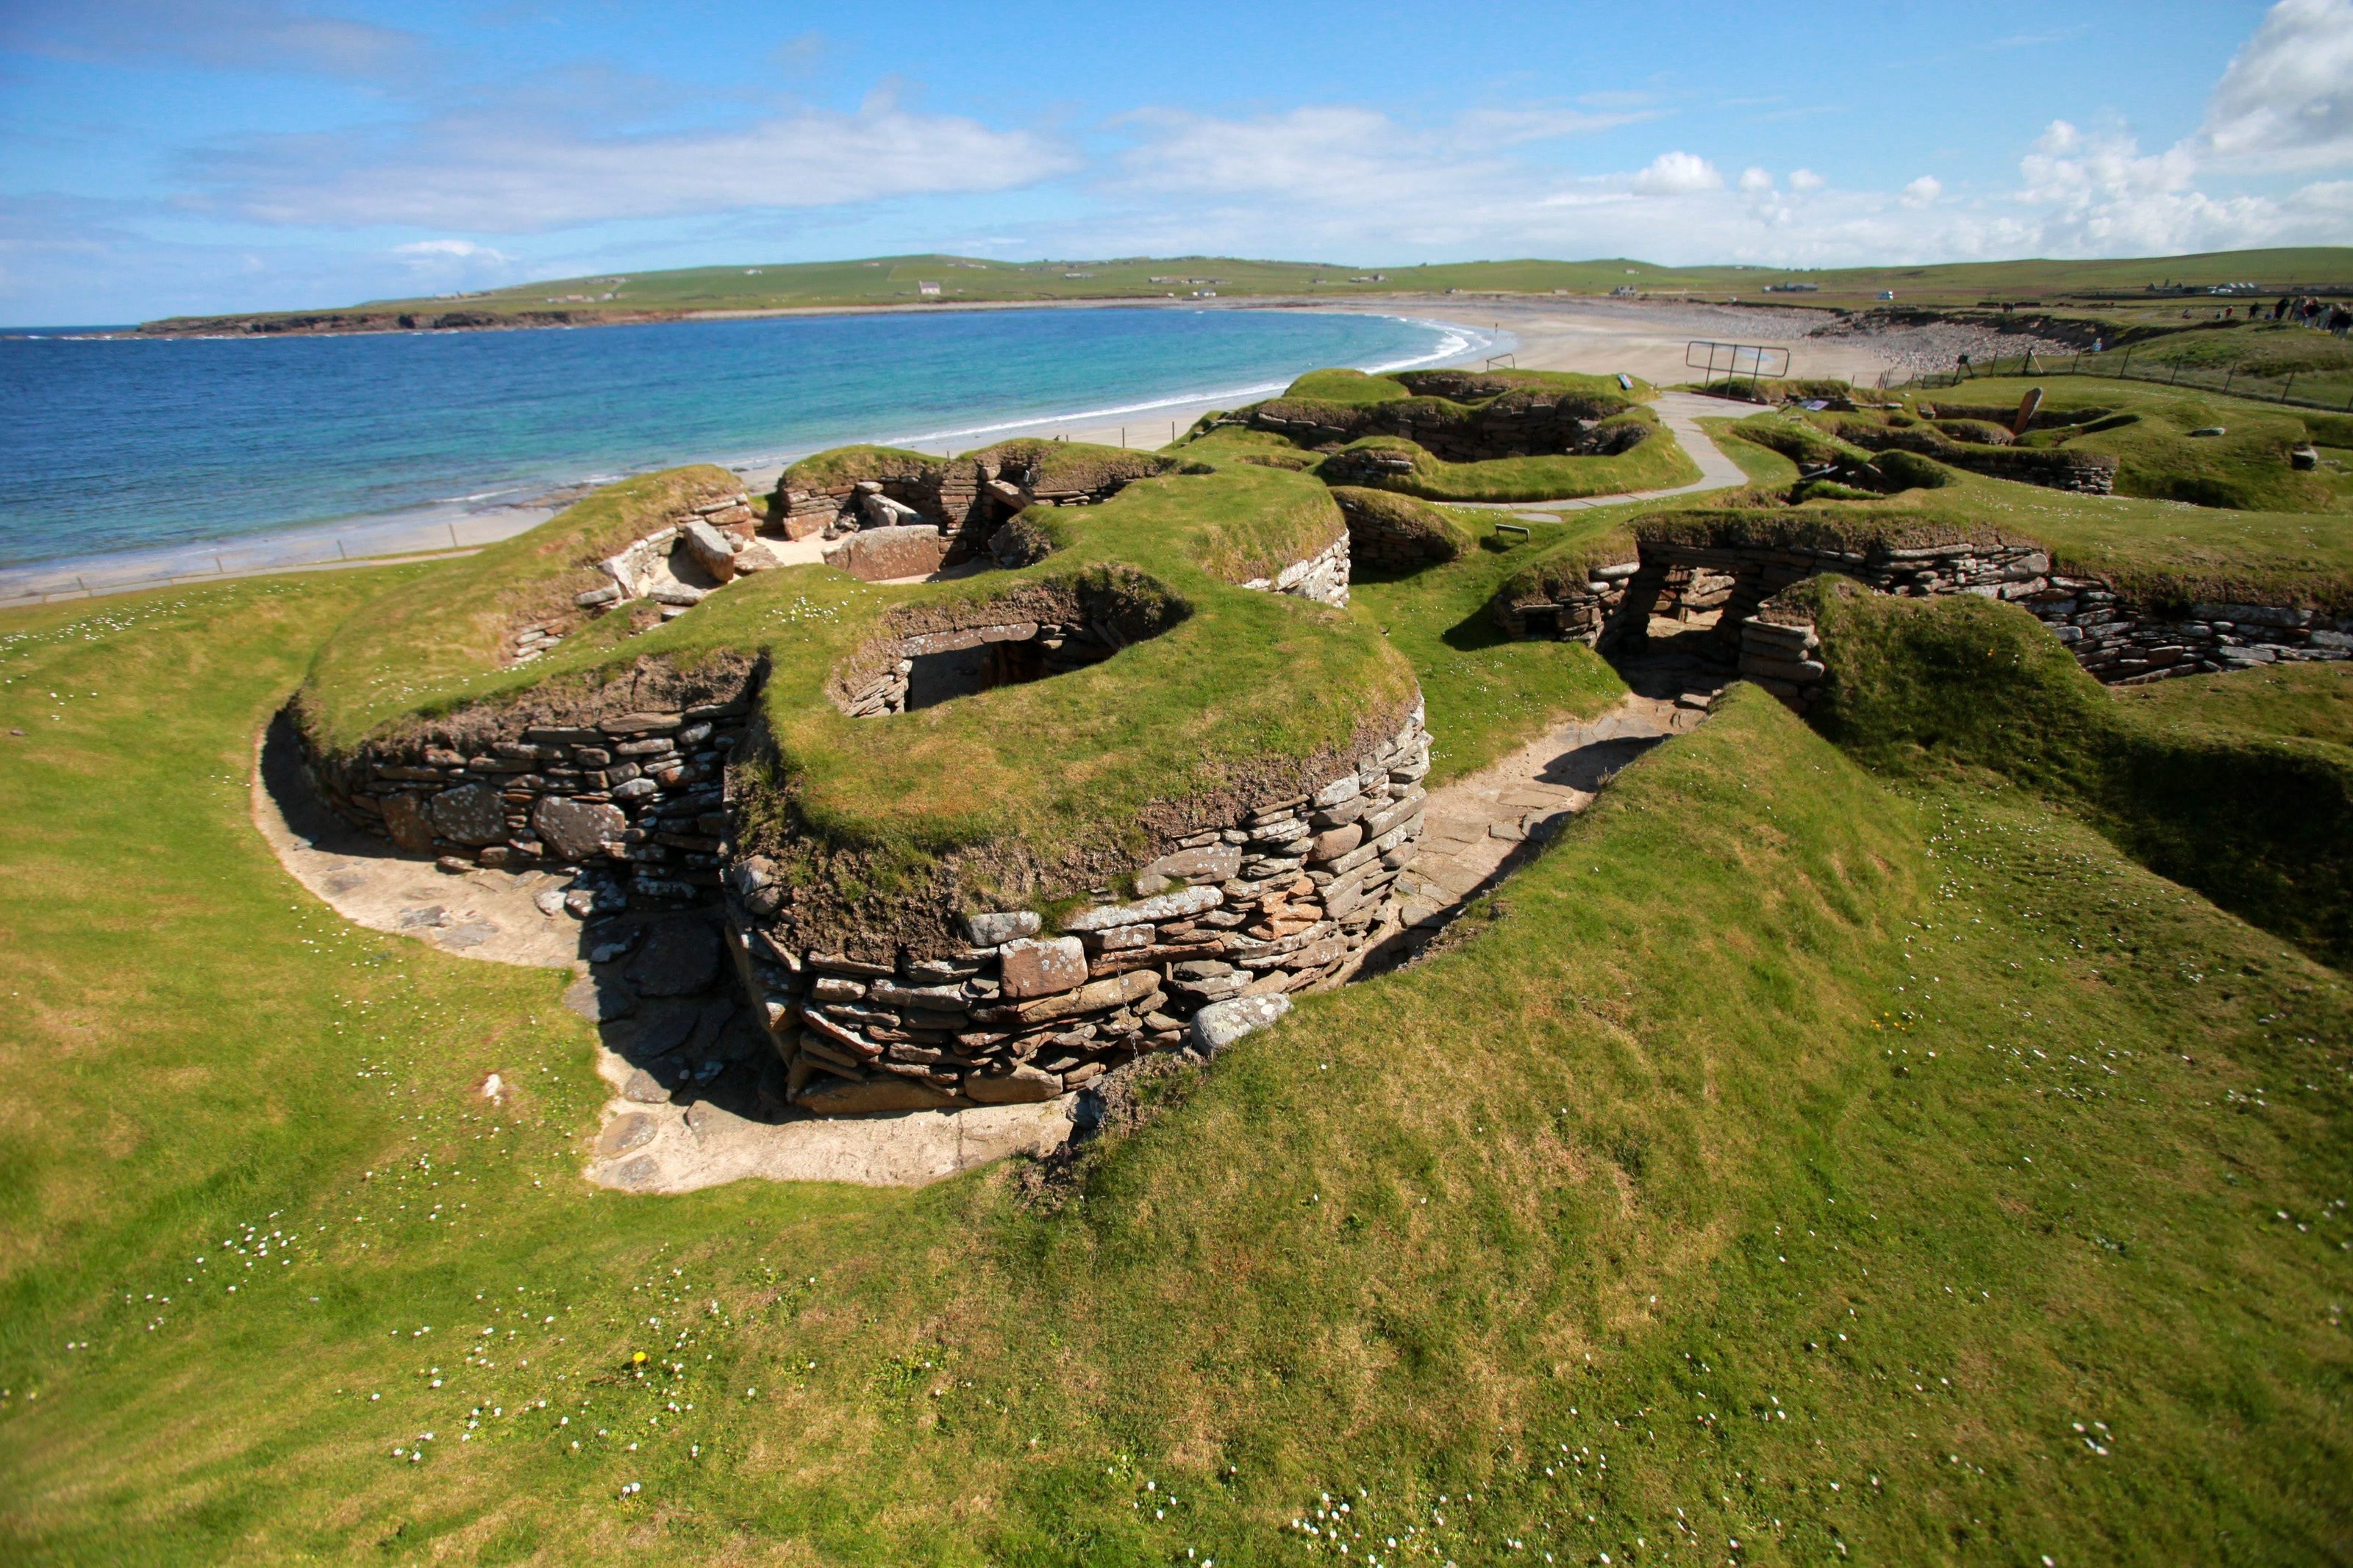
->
138 248 2353 333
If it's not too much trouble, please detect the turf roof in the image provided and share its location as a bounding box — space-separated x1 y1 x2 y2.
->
298 441 1413 914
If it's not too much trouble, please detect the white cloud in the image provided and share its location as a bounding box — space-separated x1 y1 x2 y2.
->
2195 0 2353 171
1631 151 1722 195
1900 175 1942 206
1738 167 1774 193
393 239 509 260
188 94 1079 232
0 0 426 80
1788 168 1826 192
1450 105 1658 146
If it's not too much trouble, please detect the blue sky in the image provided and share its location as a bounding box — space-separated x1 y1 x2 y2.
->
2 0 2348 323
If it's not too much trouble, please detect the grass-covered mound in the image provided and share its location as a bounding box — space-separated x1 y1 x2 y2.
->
1318 412 1699 503
2115 319 2353 407
1763 379 2350 515
1186 366 1701 504
297 444 1402 938
6 582 2347 1561
2110 659 2353 749
1327 485 1475 569
1489 514 1640 612
781 439 1184 502
1790 576 2353 967
299 465 748 737
1696 423 2353 613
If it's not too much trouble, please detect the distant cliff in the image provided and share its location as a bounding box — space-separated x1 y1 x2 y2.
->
132 307 670 337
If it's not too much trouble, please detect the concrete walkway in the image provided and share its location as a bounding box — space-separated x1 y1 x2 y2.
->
1449 390 1754 521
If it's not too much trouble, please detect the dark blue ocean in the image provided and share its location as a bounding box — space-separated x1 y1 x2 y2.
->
0 307 1478 573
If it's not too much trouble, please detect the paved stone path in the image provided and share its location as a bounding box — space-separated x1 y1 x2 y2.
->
1390 640 1731 934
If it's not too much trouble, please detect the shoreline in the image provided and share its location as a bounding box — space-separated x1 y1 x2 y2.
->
110 288 1838 343
5 290 1936 606
0 308 1503 604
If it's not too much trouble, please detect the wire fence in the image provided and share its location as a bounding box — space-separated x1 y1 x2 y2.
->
1877 342 2353 412
0 512 548 607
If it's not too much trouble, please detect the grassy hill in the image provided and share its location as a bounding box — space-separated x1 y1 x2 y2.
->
1 501 2348 1561
135 248 2353 336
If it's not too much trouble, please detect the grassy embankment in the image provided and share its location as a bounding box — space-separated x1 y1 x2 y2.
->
300 445 1412 921
1694 377 2353 515
1185 368 1701 506
2112 659 2353 748
2078 322 2353 411
1707 405 2353 615
137 248 2353 332
1795 579 2353 968
2 537 2349 1561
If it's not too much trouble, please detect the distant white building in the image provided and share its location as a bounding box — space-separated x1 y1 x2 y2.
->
918 281 941 297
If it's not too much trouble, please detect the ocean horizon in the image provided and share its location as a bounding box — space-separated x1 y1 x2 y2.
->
0 307 1489 589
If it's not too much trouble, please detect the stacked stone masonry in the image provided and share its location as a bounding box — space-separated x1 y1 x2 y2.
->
1838 426 2118 495
308 687 1432 1117
573 492 778 629
307 692 759 909
1334 494 1460 573
724 701 1432 1116
1240 531 1351 608
1499 534 2350 695
774 451 1166 572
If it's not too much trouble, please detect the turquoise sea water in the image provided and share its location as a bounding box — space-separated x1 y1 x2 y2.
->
0 307 1476 573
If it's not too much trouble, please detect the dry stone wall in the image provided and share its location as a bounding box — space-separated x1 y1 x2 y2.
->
1333 493 1460 573
774 449 1167 568
1238 387 1644 463
306 687 759 909
1239 531 1351 607
1838 426 2117 494
724 701 1432 1115
310 681 1432 1117
1496 531 2349 694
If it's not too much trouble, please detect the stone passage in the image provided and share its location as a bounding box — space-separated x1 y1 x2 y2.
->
727 704 1433 1115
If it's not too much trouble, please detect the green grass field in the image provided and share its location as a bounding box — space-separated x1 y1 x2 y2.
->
3 459 2349 1561
137 249 2353 334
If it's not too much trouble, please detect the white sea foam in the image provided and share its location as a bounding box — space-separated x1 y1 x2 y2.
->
882 315 1498 448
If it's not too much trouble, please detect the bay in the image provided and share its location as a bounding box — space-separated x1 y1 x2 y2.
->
0 307 1473 573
